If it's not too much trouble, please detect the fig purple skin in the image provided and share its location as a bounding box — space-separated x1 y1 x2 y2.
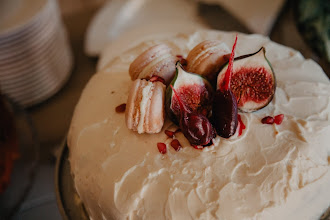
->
212 35 238 138
212 89 238 138
180 111 216 146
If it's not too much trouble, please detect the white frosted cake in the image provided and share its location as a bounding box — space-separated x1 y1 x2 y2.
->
68 30 330 220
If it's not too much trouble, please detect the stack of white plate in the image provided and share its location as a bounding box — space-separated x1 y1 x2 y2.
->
0 0 73 107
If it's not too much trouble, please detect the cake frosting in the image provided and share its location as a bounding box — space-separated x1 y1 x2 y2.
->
68 30 330 220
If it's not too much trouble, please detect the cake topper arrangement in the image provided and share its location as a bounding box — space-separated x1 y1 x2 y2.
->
122 35 283 153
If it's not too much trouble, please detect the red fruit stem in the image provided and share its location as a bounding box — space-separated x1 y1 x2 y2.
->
223 35 238 91
170 85 188 114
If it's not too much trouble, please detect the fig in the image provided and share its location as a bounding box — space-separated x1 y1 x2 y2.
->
217 47 276 112
212 35 238 138
170 85 216 146
166 62 214 124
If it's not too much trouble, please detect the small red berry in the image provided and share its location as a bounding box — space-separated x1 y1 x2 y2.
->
171 139 182 151
157 143 167 154
261 116 274 124
165 130 175 138
274 114 284 125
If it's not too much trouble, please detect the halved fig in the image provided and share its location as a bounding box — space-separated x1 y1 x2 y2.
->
217 47 276 112
166 62 214 124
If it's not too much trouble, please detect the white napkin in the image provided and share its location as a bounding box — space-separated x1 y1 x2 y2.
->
200 0 285 35
85 0 285 57
85 0 206 57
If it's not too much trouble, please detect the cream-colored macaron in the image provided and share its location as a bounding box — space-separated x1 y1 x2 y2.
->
186 40 230 82
129 44 177 85
125 79 165 134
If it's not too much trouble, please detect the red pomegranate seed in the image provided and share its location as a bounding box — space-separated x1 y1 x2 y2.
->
237 114 246 136
149 75 165 84
274 114 284 125
171 139 182 151
115 103 126 113
157 143 167 154
165 130 175 138
176 55 187 66
261 116 274 124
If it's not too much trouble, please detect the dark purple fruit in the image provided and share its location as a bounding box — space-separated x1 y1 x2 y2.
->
212 35 238 138
212 90 238 138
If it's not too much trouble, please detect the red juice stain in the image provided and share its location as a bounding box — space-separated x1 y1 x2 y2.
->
115 103 126 113
192 145 203 150
237 114 246 136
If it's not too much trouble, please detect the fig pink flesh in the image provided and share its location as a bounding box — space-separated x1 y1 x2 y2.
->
231 67 275 107
171 85 210 117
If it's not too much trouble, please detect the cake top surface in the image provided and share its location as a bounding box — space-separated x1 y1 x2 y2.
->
68 30 330 220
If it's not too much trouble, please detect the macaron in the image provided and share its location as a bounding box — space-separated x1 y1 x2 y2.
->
129 44 177 85
125 79 165 134
186 40 230 82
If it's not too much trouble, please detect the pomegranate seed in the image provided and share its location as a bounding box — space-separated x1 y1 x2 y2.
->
237 114 246 136
171 139 182 151
157 143 167 154
261 116 274 124
274 114 284 125
165 130 175 138
176 55 187 66
149 75 165 84
115 103 126 113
